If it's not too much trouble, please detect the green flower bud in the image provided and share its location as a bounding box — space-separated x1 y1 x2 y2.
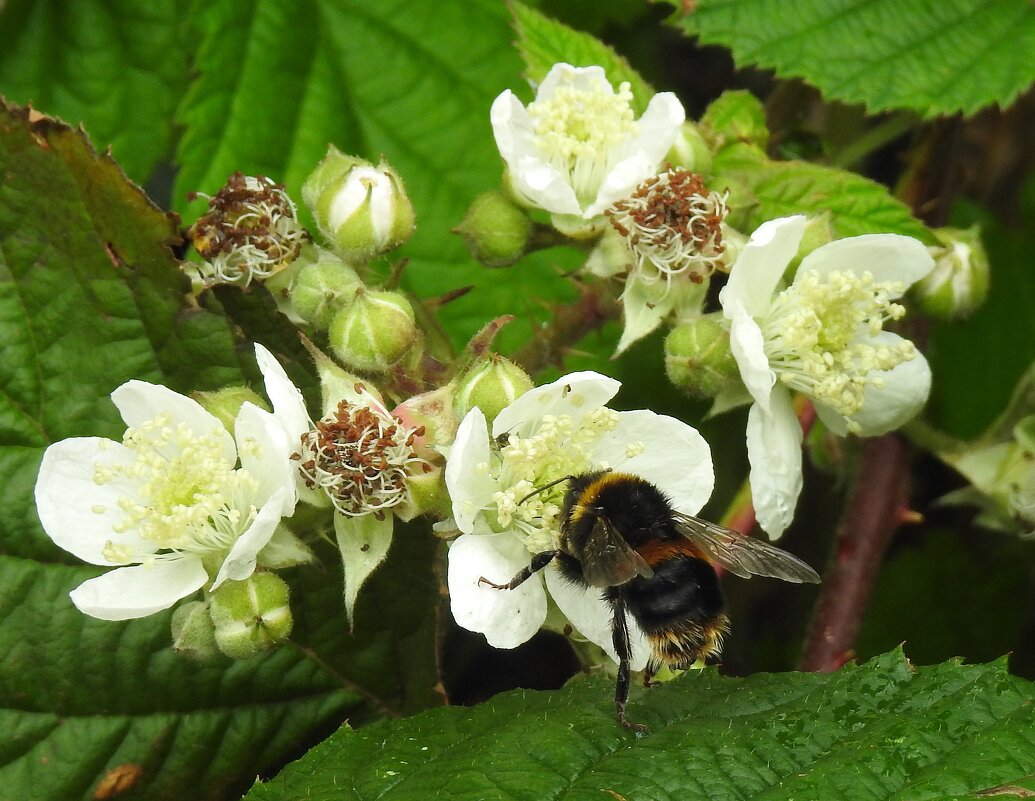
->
193 387 268 432
209 573 293 660
170 601 220 662
666 121 713 174
914 225 989 319
699 90 769 151
328 288 417 373
303 146 415 262
454 190 533 267
289 248 362 330
664 315 740 399
453 354 533 425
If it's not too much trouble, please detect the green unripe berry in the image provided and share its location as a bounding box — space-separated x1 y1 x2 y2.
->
193 387 268 432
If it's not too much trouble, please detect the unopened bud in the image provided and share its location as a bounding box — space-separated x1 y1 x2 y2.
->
664 315 739 399
455 191 533 267
699 90 769 151
914 225 989 319
289 247 362 330
193 387 268 432
187 173 308 287
328 288 417 373
666 121 712 174
209 573 293 660
453 355 533 426
303 146 415 262
170 600 220 662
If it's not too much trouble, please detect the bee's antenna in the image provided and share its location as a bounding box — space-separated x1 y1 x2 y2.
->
518 475 574 506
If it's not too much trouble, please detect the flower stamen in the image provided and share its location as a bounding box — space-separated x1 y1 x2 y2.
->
608 169 729 289
296 401 426 517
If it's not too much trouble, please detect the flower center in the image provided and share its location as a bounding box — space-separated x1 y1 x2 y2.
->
490 407 620 553
93 414 258 561
188 173 309 286
608 170 729 287
762 269 914 431
528 77 637 207
296 400 425 517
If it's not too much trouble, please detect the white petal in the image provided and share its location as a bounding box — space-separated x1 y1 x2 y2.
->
721 216 806 318
726 299 776 413
614 278 672 355
254 343 311 443
111 380 235 464
537 63 611 97
815 332 932 437
491 91 581 216
35 437 158 565
335 512 394 624
585 152 655 218
746 387 803 540
627 92 685 163
510 156 582 216
492 371 620 440
585 93 686 216
447 533 546 649
234 402 298 515
594 410 714 516
210 487 291 590
446 408 499 534
798 234 935 295
69 557 209 621
545 569 650 671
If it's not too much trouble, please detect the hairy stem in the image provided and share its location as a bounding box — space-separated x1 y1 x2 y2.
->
512 279 620 375
285 638 402 718
798 434 911 672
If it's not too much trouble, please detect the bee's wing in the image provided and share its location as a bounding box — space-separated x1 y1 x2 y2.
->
580 515 655 588
672 512 821 584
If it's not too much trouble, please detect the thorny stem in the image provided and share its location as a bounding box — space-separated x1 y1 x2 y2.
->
285 638 402 718
512 279 621 375
798 434 912 672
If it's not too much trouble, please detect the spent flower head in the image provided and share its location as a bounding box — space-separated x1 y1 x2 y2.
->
254 344 429 620
608 169 729 287
445 372 714 666
187 173 308 287
35 381 297 620
719 215 935 538
491 63 684 237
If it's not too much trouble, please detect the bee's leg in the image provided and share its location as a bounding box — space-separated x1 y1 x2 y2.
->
478 550 558 590
643 664 659 688
611 595 647 733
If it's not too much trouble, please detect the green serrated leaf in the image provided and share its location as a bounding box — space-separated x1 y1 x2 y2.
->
511 0 657 113
713 146 933 241
672 0 1035 118
0 0 191 183
245 651 1035 801
174 0 582 356
0 101 441 801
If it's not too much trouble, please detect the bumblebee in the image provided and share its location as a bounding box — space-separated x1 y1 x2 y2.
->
479 470 821 731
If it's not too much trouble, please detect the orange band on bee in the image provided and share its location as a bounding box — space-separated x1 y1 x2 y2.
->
634 538 704 567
